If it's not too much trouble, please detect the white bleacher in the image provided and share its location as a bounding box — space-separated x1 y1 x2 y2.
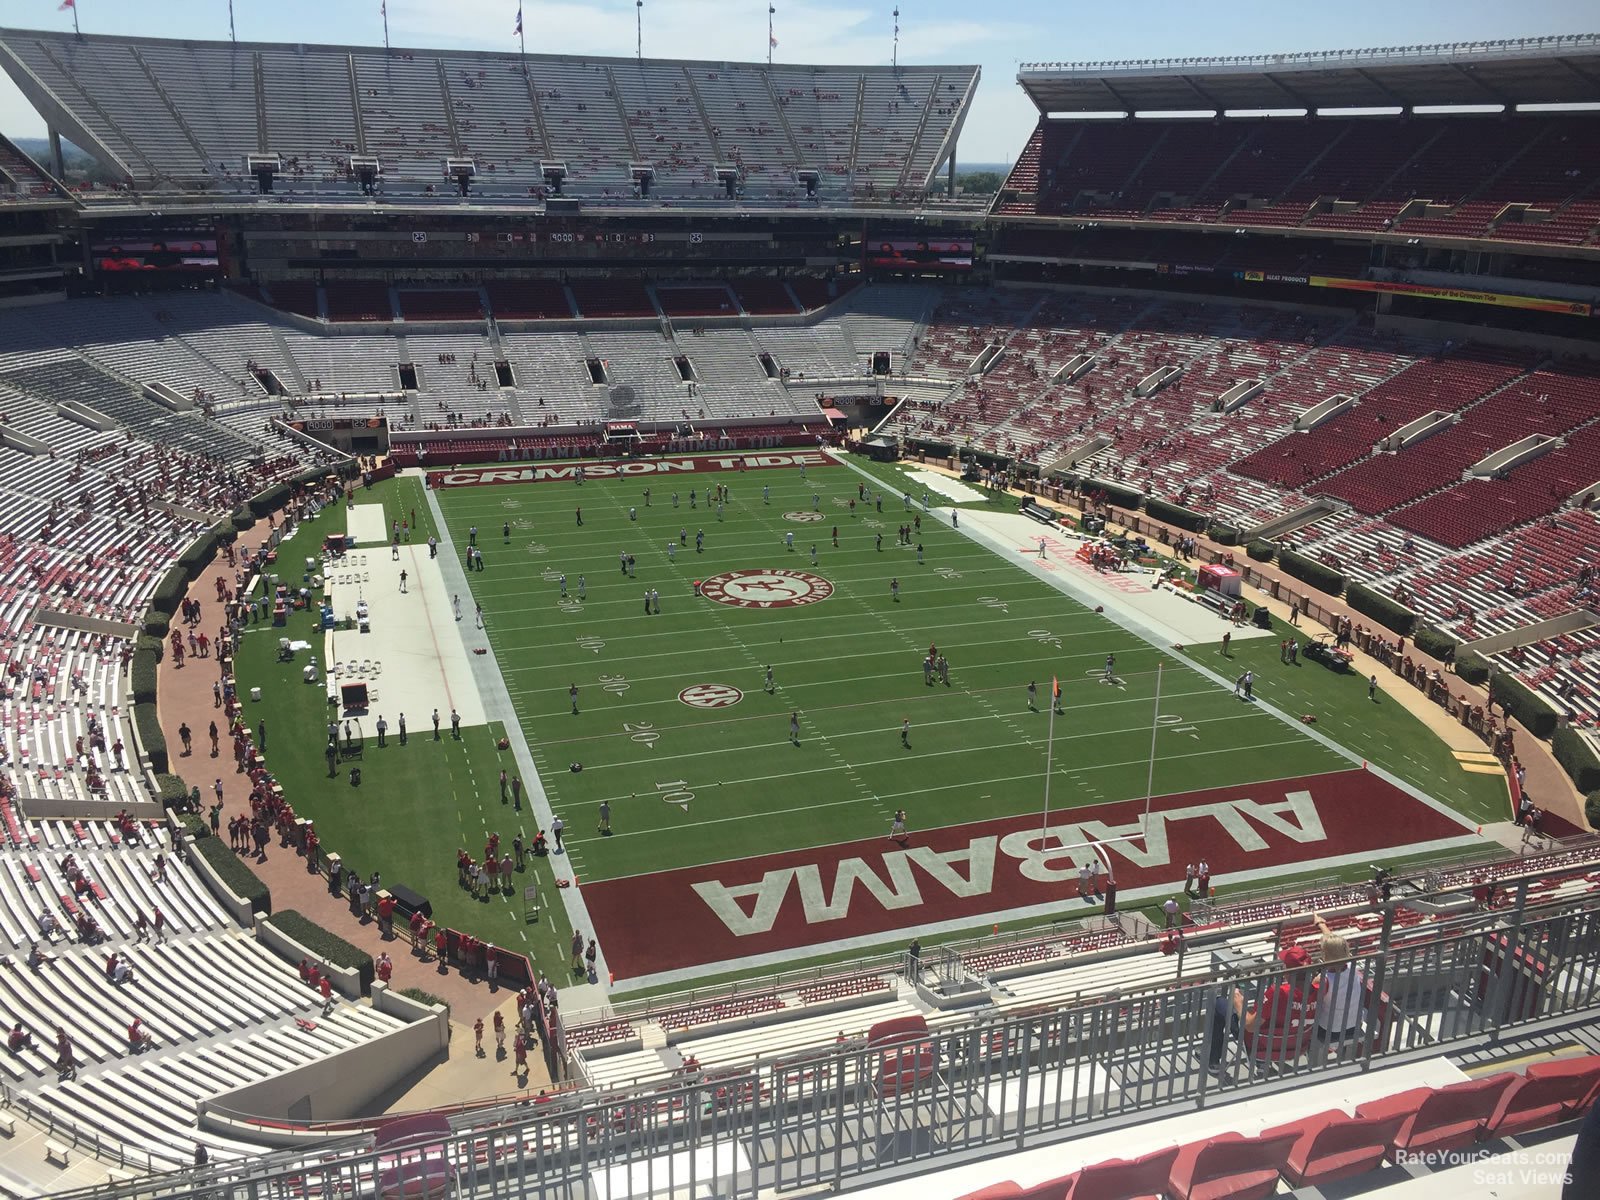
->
587 330 690 422
855 72 937 190
284 332 401 395
532 60 637 193
0 800 412 1168
447 57 547 188
499 331 605 426
352 53 458 184
835 285 939 363
766 67 859 189
753 325 863 381
135 42 260 183
256 47 361 187
610 62 716 193
405 333 523 428
693 64 799 196
680 330 808 419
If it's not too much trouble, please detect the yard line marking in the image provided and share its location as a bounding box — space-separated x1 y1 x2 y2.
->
560 705 1277 775
583 742 1330 867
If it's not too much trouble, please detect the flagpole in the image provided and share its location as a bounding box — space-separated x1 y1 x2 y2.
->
382 2 390 53
1039 683 1057 845
892 6 899 71
228 0 236 43
1144 663 1163 822
636 1 643 61
68 0 81 37
518 4 526 60
768 5 775 66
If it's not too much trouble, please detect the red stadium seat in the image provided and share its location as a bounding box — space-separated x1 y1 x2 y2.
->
1263 1109 1408 1188
1486 1055 1600 1138
1356 1073 1515 1157
1167 1128 1297 1200
868 1015 938 1098
1062 1145 1180 1200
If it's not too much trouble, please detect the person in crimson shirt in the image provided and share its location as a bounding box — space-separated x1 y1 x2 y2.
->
377 893 395 938
1233 944 1313 1063
376 952 393 984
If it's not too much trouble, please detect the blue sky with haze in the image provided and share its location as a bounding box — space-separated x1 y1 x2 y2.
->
1 0 1593 165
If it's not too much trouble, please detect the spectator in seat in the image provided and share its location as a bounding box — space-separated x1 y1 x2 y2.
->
1310 922 1366 1060
1233 944 1312 1062
7 1021 33 1055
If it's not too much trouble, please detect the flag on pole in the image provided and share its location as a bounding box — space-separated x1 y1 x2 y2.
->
514 4 523 34
381 1 386 14
770 35 778 47
58 0 74 9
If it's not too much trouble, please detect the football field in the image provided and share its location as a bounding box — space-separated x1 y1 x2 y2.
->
428 452 1486 987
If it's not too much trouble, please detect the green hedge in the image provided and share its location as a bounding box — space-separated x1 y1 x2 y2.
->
1411 624 1461 663
177 530 220 576
399 986 446 1008
175 812 209 842
1553 727 1600 793
154 772 189 808
142 610 171 639
193 835 271 914
1278 548 1347 597
249 482 292 517
131 640 160 705
1345 583 1418 636
1209 523 1240 547
1246 539 1276 562
1492 672 1559 740
269 910 375 994
1145 497 1208 533
1587 791 1600 834
134 703 167 774
149 566 188 616
232 508 256 532
1455 650 1492 687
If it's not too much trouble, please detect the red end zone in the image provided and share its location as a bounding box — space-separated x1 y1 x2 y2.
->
583 769 1474 981
430 451 831 488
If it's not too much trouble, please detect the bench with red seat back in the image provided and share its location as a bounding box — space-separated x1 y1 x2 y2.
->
1263 1109 1409 1188
1166 1129 1299 1200
1356 1073 1515 1157
1486 1055 1600 1138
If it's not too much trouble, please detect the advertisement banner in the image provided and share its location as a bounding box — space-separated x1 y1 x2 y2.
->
1307 276 1591 316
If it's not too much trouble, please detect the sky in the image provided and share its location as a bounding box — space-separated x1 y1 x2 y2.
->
0 0 1595 167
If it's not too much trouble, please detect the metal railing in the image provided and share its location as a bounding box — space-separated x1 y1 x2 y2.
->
1019 35 1600 75
37 869 1600 1200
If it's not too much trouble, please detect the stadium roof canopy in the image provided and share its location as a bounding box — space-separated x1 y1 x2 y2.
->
1018 35 1600 114
0 28 979 201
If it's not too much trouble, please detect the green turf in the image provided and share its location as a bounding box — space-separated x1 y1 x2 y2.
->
433 463 1347 885
234 464 1502 984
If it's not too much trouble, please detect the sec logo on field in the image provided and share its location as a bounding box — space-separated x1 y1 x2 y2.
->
700 569 834 609
783 511 825 522
679 683 744 709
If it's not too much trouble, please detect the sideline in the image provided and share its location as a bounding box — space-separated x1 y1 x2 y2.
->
834 454 1483 834
424 475 609 1005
